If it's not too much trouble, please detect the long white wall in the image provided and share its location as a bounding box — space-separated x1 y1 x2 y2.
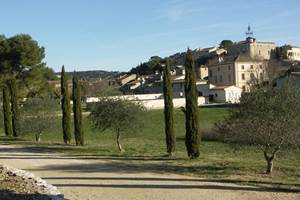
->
140 97 207 109
86 95 207 110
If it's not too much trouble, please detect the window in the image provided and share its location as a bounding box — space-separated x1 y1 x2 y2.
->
259 50 261 55
242 86 246 91
215 93 218 97
250 73 255 80
218 67 220 71
180 82 183 89
259 65 262 69
250 65 254 69
241 65 244 70
214 76 218 83
228 65 231 70
241 73 245 80
260 73 263 79
228 74 231 82
209 70 212 77
219 75 223 83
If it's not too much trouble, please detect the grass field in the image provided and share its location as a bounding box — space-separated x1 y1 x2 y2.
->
0 107 299 188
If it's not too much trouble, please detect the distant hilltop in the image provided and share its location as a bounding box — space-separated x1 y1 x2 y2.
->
55 70 122 81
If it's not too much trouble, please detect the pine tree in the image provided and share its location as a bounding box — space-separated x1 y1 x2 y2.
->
61 66 72 144
163 59 175 156
184 49 200 159
9 78 20 137
2 84 13 136
72 72 84 146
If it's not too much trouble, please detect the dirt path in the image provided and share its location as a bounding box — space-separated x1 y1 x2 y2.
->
0 144 298 200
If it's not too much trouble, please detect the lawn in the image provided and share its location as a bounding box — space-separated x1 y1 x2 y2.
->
0 107 299 189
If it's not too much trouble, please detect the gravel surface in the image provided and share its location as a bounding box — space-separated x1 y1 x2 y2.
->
0 164 64 200
0 144 299 200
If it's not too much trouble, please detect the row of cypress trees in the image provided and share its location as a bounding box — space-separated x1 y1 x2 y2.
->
2 78 20 137
163 49 200 159
61 66 84 146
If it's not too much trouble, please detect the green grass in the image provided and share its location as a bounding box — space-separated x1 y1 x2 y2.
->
1 107 299 189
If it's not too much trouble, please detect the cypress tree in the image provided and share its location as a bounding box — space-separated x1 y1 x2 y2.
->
184 49 200 159
61 66 72 144
9 78 20 137
72 72 84 146
163 59 175 156
2 84 13 136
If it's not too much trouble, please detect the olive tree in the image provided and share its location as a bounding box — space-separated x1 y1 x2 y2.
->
89 98 145 152
218 84 300 174
21 97 60 142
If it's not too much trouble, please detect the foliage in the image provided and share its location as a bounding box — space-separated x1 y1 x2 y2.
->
89 98 145 152
219 40 233 50
3 108 300 185
73 72 84 146
21 97 59 142
130 56 162 75
61 66 72 144
2 84 13 136
273 47 288 60
0 34 54 98
184 49 200 159
9 78 20 137
81 81 121 97
218 84 300 174
163 59 175 155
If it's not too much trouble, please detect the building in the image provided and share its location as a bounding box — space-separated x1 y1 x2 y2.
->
227 26 276 60
198 65 208 79
207 55 269 91
227 38 275 60
118 74 137 86
209 85 243 103
283 45 300 61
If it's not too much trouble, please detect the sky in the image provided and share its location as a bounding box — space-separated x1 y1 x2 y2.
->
1 0 300 72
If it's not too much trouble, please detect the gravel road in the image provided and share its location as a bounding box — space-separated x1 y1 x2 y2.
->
0 144 298 200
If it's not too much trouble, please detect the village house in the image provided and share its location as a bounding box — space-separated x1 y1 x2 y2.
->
282 45 300 61
209 85 243 103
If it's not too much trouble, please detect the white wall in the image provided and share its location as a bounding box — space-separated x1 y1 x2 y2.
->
225 87 242 103
140 97 207 109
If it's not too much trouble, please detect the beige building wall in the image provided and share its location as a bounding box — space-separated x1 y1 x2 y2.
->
208 63 235 86
227 39 275 60
199 65 208 79
234 60 268 91
287 47 300 61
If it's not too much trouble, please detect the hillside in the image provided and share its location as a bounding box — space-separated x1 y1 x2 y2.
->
130 48 212 75
56 70 121 81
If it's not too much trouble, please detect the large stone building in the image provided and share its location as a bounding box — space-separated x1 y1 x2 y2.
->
207 26 275 91
227 37 275 60
207 55 269 91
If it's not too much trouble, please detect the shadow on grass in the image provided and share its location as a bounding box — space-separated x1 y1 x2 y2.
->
0 189 65 200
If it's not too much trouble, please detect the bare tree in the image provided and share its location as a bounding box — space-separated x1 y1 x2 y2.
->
218 83 300 174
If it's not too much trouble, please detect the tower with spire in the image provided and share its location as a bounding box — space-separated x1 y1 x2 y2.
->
245 24 255 42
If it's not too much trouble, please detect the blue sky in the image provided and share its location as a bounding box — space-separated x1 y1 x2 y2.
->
1 0 300 72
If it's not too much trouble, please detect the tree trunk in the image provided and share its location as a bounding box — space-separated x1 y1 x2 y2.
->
116 131 125 152
264 151 274 174
266 159 273 174
35 133 41 142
